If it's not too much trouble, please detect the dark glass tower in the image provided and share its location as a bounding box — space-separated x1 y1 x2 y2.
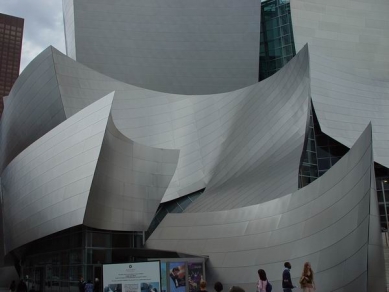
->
259 0 296 81
0 13 24 118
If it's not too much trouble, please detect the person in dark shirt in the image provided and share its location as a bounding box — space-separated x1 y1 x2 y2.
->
214 282 223 292
85 280 94 292
16 280 27 292
282 262 295 292
79 277 86 292
9 280 16 292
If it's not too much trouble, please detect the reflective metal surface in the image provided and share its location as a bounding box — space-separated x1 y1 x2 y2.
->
62 0 261 94
2 93 114 253
83 115 179 231
1 92 179 253
147 124 386 292
0 47 66 173
291 0 389 168
0 45 309 204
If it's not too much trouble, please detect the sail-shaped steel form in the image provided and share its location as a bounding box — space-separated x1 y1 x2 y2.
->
291 0 389 168
147 124 385 292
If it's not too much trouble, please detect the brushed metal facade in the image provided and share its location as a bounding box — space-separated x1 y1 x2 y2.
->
291 0 389 168
6 45 308 204
0 47 66 173
62 0 261 95
147 124 386 292
2 93 114 254
1 92 179 254
83 115 179 231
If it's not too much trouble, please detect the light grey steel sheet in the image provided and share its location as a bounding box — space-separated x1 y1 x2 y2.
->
291 0 389 168
83 115 179 231
1 45 310 204
147 124 386 292
2 45 309 204
0 47 66 173
62 0 261 95
1 91 179 253
1 93 114 254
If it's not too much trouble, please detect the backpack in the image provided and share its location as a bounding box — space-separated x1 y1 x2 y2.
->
266 281 272 292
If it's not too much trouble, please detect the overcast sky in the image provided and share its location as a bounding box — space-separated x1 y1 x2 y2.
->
1 0 65 73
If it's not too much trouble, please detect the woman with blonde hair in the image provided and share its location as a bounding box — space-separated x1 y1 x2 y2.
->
299 262 315 291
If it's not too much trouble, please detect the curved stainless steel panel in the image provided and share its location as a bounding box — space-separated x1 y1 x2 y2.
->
291 0 389 168
83 115 179 231
1 93 114 254
63 0 261 94
0 47 66 173
185 45 310 211
2 90 179 253
147 124 386 292
38 45 310 203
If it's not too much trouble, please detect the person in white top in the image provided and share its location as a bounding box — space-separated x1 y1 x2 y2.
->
257 269 268 292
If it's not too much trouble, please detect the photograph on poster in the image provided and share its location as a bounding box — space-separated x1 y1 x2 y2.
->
169 262 185 292
188 263 204 292
140 282 159 292
104 284 122 292
123 284 138 292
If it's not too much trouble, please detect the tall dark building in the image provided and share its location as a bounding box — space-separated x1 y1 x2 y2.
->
0 13 24 118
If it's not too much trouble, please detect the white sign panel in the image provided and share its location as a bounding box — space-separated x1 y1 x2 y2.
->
103 262 161 292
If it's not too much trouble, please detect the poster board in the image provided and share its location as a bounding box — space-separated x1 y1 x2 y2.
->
103 262 161 292
149 258 205 292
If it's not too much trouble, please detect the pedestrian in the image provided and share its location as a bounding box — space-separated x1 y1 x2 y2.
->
299 262 315 291
257 269 272 292
9 280 16 292
94 278 100 292
229 286 245 292
214 282 223 292
16 280 27 292
199 281 207 292
85 280 94 292
282 262 295 292
79 277 86 292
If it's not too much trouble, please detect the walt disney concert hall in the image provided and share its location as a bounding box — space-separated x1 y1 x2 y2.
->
1 0 389 291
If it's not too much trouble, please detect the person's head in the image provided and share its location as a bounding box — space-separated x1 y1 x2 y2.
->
257 269 267 281
229 286 245 292
172 267 179 275
200 281 207 290
284 262 291 269
95 278 99 282
214 282 223 292
303 262 313 277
